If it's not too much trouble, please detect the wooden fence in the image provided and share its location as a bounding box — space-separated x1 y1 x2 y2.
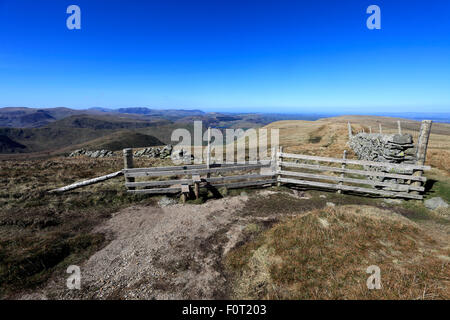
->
123 154 276 201
276 149 430 200
122 147 430 200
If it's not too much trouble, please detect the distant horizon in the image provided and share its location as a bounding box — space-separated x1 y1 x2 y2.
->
1 1 450 114
2 105 449 123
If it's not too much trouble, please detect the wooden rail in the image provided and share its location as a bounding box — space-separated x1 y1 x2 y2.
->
278 170 424 192
121 144 430 200
128 178 276 195
279 152 430 171
277 149 430 200
280 162 427 182
124 160 275 198
278 178 423 200
123 163 270 178
49 171 123 193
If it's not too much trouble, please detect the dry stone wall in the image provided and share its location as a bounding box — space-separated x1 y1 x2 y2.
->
349 133 416 164
348 133 417 184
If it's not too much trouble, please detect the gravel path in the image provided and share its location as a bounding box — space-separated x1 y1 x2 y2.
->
29 194 251 299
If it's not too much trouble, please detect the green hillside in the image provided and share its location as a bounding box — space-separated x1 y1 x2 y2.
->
79 131 164 151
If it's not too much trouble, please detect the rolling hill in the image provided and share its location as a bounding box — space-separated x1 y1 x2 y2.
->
77 131 164 151
0 135 27 153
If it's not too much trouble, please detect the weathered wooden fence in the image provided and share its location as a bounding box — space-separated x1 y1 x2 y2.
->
276 149 430 200
122 145 276 201
122 147 430 200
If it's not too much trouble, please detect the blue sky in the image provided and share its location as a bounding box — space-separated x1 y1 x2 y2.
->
0 0 449 113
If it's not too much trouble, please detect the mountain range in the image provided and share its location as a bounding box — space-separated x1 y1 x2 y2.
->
0 107 326 155
1 106 448 156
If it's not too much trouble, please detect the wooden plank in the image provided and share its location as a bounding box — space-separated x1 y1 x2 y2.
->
210 179 276 189
128 187 181 194
49 171 123 193
125 174 274 188
123 161 272 174
125 163 268 178
279 178 423 200
125 179 193 188
181 184 190 193
278 170 424 192
206 174 274 183
127 179 276 194
279 152 430 171
124 164 207 173
280 161 427 182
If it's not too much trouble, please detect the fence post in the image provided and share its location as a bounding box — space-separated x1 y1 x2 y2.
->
337 150 347 194
412 120 432 192
397 121 402 135
206 127 211 168
379 123 382 134
277 146 282 187
347 122 352 138
180 184 190 203
270 147 276 173
369 126 372 134
193 174 201 199
123 148 135 190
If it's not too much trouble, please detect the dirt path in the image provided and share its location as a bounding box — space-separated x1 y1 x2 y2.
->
26 194 255 299
20 188 449 300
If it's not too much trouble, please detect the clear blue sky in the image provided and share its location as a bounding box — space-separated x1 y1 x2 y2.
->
0 0 449 113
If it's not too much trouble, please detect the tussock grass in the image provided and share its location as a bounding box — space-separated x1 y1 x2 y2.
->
225 205 450 300
0 155 163 298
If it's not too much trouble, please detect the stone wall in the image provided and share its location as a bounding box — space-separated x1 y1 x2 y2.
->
68 149 114 158
349 133 417 164
348 133 417 184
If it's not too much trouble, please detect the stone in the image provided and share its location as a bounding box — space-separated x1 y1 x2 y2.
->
90 151 100 158
292 190 311 199
424 197 449 210
218 187 228 197
383 198 403 204
326 202 335 207
348 132 417 184
391 134 413 145
317 217 329 228
158 196 178 207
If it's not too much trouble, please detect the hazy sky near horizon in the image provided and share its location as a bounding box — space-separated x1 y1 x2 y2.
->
0 0 449 113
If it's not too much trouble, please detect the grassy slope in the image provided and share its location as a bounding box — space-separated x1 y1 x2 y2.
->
77 131 164 151
0 115 173 154
226 201 449 299
226 116 450 299
0 156 173 298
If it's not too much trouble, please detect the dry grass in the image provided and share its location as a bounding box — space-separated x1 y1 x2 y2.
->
1 114 449 299
0 155 169 298
225 205 450 300
264 116 450 174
